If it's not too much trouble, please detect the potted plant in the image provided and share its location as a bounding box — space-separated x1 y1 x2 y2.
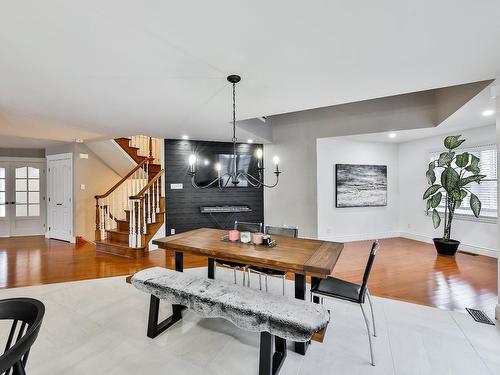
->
423 135 486 256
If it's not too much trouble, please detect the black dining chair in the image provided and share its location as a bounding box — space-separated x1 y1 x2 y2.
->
0 298 45 375
215 221 263 284
247 225 298 295
310 240 379 366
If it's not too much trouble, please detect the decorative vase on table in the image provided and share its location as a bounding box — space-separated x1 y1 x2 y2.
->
422 135 485 256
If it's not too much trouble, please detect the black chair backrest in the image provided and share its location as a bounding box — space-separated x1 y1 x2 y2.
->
358 240 379 303
0 298 45 374
265 226 298 238
234 221 263 233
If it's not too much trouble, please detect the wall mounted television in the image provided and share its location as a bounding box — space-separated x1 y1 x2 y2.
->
194 153 260 187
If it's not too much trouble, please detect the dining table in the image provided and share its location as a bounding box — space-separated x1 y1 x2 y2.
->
152 227 344 355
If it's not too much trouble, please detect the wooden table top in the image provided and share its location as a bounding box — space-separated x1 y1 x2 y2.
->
153 228 344 278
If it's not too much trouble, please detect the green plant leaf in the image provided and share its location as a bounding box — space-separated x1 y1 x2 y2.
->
430 192 442 208
455 152 469 168
428 161 435 171
460 174 486 186
432 209 441 229
426 199 432 213
460 189 468 200
426 169 436 184
441 167 460 192
465 155 480 174
450 189 462 201
423 184 441 199
470 193 481 218
444 135 465 150
438 152 455 167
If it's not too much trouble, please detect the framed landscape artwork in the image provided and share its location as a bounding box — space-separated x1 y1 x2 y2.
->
335 164 387 207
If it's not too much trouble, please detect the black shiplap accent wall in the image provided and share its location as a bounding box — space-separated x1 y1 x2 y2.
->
164 139 264 235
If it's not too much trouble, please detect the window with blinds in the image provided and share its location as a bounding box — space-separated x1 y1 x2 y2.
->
430 144 497 218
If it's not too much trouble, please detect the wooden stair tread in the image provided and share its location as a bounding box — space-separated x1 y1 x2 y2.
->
106 228 153 236
95 238 146 250
106 229 129 235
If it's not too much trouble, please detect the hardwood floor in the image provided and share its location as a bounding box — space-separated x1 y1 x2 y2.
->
0 235 497 315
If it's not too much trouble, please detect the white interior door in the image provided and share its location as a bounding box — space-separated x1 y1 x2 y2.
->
47 154 73 242
0 159 46 237
0 162 8 236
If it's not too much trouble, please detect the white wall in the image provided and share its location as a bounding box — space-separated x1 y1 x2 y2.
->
399 125 497 257
317 139 400 242
496 83 500 321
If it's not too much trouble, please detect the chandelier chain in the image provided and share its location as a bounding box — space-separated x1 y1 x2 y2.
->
232 82 236 142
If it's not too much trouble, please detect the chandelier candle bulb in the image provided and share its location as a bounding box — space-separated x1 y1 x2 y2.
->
188 154 197 174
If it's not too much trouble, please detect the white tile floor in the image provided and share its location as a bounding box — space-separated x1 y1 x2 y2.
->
1 267 499 375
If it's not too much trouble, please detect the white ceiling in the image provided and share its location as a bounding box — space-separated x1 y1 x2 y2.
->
337 82 497 143
0 0 499 145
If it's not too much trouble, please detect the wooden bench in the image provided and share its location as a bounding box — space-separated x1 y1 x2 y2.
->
131 267 330 375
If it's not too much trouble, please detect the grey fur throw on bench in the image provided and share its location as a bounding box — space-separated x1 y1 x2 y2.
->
132 267 329 342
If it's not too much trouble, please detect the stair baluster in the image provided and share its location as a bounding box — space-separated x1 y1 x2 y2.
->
156 178 160 213
128 198 134 247
100 199 105 240
142 196 147 236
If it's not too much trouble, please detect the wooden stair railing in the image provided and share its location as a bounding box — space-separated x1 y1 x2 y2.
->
128 169 164 248
94 157 154 241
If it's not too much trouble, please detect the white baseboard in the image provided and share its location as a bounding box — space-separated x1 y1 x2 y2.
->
400 232 498 258
496 304 500 321
320 231 401 243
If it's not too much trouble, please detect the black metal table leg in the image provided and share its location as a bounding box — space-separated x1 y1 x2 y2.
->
259 332 287 375
311 277 320 304
147 251 186 338
208 258 215 279
175 251 183 272
294 273 309 355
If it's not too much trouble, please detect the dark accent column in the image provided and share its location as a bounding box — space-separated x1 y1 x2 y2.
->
294 273 309 355
208 258 215 279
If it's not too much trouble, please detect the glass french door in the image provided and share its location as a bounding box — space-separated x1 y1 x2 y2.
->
0 162 7 236
0 160 45 237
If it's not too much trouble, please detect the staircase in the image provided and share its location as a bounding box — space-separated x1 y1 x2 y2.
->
94 136 165 259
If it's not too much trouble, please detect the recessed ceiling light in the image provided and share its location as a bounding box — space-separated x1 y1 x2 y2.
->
247 139 254 143
182 135 189 140
388 133 397 139
482 109 495 117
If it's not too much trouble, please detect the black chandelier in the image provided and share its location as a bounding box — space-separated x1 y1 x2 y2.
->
188 75 281 189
